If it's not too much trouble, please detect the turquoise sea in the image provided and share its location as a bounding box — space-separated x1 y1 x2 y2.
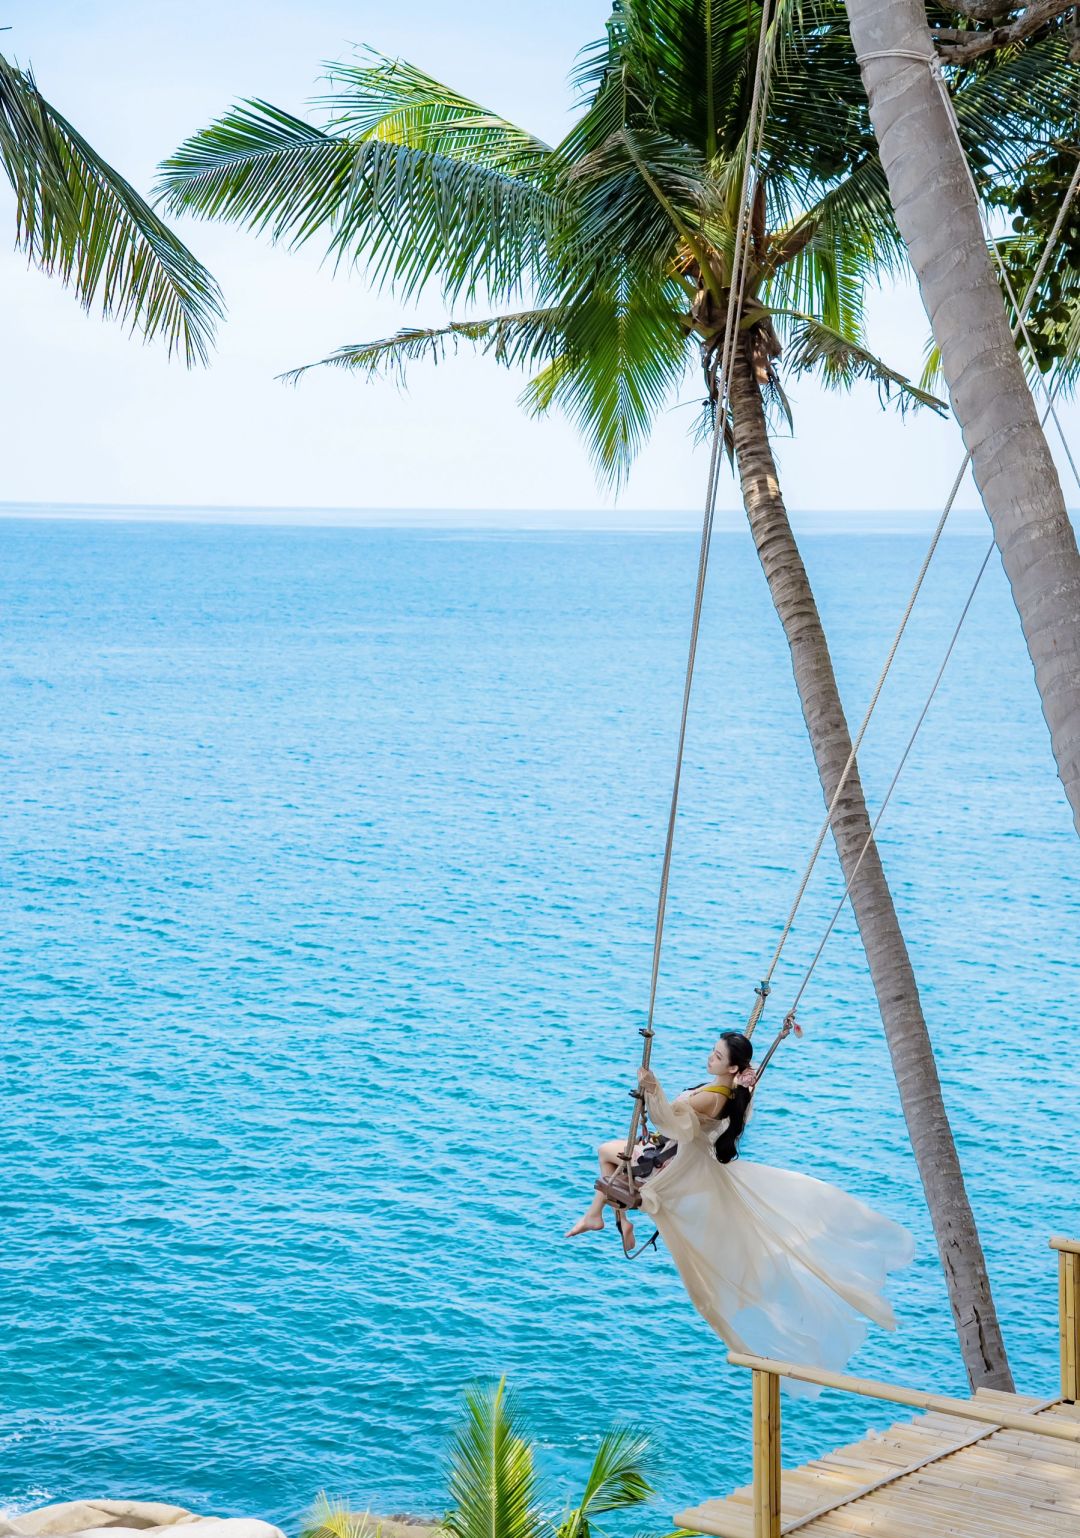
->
2 518 1077 1530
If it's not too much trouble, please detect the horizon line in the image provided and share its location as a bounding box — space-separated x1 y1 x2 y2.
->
0 499 1000 533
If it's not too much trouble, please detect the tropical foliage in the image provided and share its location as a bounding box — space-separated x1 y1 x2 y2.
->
0 50 220 362
156 1 1079 465
299 1381 657 1538
989 144 1080 376
156 4 950 477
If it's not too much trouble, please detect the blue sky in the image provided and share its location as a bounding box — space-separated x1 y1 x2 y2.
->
1 0 1076 519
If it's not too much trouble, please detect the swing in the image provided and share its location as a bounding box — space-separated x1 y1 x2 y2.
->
593 7 1080 1244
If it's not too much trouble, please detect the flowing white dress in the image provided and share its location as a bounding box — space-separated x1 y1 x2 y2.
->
637 1078 915 1371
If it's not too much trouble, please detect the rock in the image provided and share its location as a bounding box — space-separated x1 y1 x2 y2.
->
162 1524 284 1538
0 1506 284 1538
1 1503 198 1538
367 1522 441 1538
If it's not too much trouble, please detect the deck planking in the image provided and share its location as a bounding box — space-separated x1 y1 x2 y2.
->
676 1393 1080 1538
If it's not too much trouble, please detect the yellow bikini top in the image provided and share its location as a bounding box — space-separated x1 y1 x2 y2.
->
696 1082 733 1099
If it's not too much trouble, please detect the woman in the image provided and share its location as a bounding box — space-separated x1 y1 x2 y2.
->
567 1031 915 1372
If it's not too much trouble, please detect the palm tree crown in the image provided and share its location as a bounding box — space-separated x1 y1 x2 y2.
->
156 1 1075 452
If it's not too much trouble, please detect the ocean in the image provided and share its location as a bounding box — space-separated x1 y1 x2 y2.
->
1 518 1076 1530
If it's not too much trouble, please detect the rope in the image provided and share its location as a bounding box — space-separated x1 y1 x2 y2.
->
768 48 1080 1024
744 58 1080 1047
743 479 958 1035
786 346 1076 1012
618 0 780 1179
620 31 1080 1129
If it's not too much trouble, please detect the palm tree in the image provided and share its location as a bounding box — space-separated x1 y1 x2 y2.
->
156 2 1030 1388
300 1381 655 1538
844 0 1080 833
0 49 219 361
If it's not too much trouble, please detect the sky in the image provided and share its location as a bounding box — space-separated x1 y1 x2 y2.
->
1 0 1077 521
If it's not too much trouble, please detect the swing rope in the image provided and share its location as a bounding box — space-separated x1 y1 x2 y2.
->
762 65 1080 1029
617 24 1080 1194
784 541 995 1016
615 0 782 1188
745 144 1080 1048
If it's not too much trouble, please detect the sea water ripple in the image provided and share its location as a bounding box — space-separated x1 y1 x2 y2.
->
1 520 1077 1528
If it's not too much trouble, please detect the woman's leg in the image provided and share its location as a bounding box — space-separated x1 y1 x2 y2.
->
566 1138 636 1250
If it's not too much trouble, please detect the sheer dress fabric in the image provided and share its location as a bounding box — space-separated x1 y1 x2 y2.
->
638 1078 915 1373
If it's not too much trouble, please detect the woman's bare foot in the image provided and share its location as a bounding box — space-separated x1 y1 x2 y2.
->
616 1211 637 1254
565 1212 605 1237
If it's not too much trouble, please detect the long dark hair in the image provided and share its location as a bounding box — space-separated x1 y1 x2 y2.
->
713 1030 753 1164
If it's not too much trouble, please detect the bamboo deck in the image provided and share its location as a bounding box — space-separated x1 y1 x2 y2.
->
676 1390 1080 1538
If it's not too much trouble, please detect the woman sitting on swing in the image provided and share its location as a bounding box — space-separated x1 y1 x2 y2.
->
567 1029 914 1372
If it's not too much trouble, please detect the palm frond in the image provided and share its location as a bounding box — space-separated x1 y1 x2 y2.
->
279 307 567 384
566 1428 653 1523
610 0 766 161
920 337 946 396
765 0 876 188
780 313 948 414
0 52 221 363
779 155 903 284
317 52 553 180
569 125 715 271
157 99 558 303
766 226 869 348
521 274 692 485
299 1495 378 1538
443 1381 547 1538
951 32 1080 188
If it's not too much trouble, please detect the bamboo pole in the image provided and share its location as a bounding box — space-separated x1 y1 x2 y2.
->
1052 1241 1080 1400
1050 1236 1080 1256
752 1369 781 1538
728 1353 1080 1443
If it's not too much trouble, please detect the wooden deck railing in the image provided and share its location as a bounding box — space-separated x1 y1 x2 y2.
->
1051 1235 1080 1400
729 1233 1080 1538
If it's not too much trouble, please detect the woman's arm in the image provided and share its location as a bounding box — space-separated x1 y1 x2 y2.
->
638 1067 702 1142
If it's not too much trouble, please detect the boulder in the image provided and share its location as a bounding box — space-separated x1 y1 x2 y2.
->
1 1503 198 1538
0 1505 284 1538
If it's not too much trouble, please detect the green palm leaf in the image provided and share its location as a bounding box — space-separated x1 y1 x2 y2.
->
443 1381 547 1538
951 32 1080 189
920 337 946 396
279 308 568 385
569 124 715 272
157 99 558 303
317 52 553 179
564 1427 653 1529
0 51 220 363
522 274 691 485
299 1495 379 1538
766 219 870 350
780 313 947 413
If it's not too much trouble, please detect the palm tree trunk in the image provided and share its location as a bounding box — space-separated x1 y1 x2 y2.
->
727 343 1013 1391
843 0 1080 834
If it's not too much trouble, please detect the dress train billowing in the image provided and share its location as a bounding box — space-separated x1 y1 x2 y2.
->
638 1079 915 1371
